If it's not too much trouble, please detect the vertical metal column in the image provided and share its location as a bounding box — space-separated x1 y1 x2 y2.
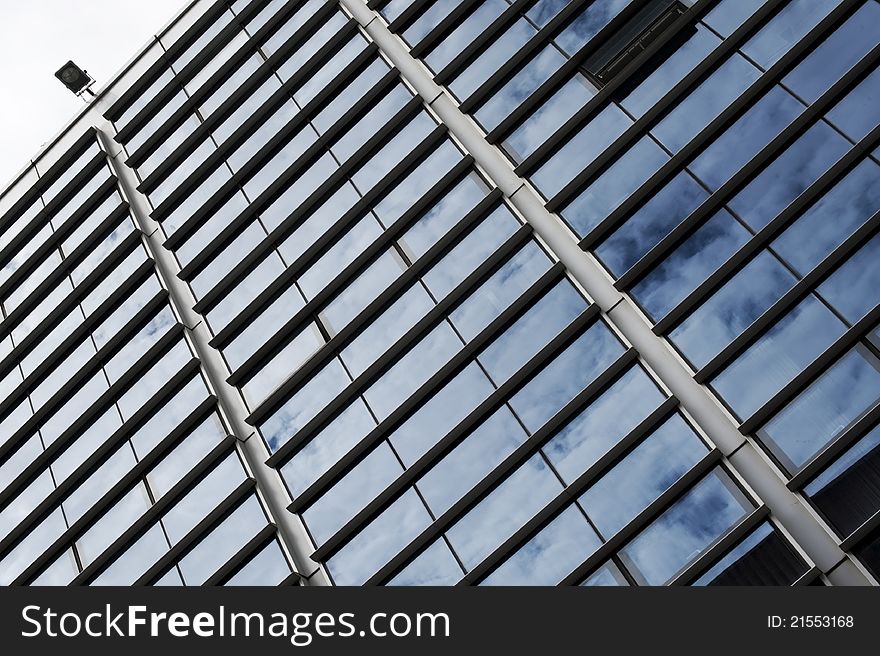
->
92 118 329 586
337 0 872 586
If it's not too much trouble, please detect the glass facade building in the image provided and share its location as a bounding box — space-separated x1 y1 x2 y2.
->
1 0 879 586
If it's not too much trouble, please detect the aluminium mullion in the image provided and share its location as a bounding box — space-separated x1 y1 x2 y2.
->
0 155 109 271
204 128 456 348
195 154 473 317
433 0 550 87
592 48 878 256
117 0 325 149
0 385 214 550
63 448 249 586
0 394 219 564
457 0 648 116
161 95 426 257
227 182 500 389
133 479 257 586
0 130 97 236
668 505 771 585
487 0 716 145
516 0 789 176
623 123 880 300
364 355 668 585
174 57 404 282
0 247 153 391
286 265 578 514
0 187 125 307
694 208 880 384
557 447 725 586
0 227 143 345
147 25 364 222
0 326 188 471
311 299 603 564
738 303 880 436
545 0 862 215
246 222 534 428
0 291 170 435
459 398 695 586
408 0 485 59
787 401 880 492
140 38 378 195
386 0 435 35
203 524 279 586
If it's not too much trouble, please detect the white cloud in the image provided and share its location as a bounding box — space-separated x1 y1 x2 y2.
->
0 0 188 189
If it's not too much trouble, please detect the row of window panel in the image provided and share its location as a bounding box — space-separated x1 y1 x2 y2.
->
293 276 591 552
0 241 157 452
0 139 105 257
121 0 332 168
256 217 559 458
0 333 196 553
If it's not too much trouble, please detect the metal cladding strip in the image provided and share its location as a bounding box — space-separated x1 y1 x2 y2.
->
337 0 874 585
92 121 330 586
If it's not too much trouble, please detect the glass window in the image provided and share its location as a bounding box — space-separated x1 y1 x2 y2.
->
544 365 666 483
259 359 350 453
689 86 804 191
580 415 707 539
771 158 880 276
388 539 464 586
741 0 843 71
827 66 880 142
281 399 376 498
416 406 528 516
619 469 752 585
509 322 624 433
445 454 562 570
327 489 432 585
225 539 291 586
504 74 595 163
596 171 708 278
783 1 880 104
760 347 880 471
478 280 587 384
818 232 880 324
531 104 632 199
670 251 797 370
562 136 669 238
389 362 494 467
426 0 508 72
480 505 601 585
805 423 880 537
620 24 722 118
632 209 750 322
712 295 847 419
729 120 850 231
652 54 760 154
303 441 402 546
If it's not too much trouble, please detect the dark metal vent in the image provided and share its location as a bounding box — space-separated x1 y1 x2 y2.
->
584 0 690 86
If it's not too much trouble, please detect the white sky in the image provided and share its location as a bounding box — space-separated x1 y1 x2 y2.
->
0 0 188 189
